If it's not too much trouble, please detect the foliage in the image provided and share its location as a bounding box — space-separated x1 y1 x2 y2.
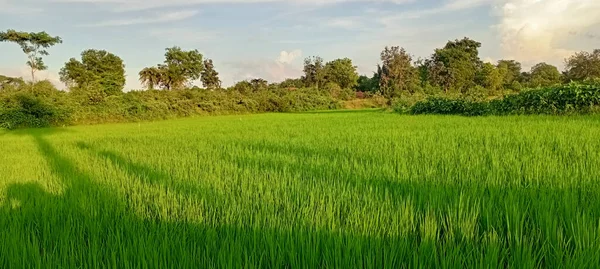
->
475 63 502 92
200 59 221 90
3 112 600 267
0 85 71 129
378 46 418 99
323 58 359 89
302 56 326 89
527 62 562 88
409 83 600 116
139 47 204 90
0 75 25 89
355 74 380 93
497 60 523 91
426 38 482 93
564 49 600 82
59 49 126 96
0 29 62 82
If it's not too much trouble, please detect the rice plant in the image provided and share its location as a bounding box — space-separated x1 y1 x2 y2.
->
1 111 600 268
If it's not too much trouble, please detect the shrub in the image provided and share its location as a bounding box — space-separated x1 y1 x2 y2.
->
409 83 600 116
0 93 70 129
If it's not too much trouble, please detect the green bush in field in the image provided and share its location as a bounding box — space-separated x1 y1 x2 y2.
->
410 82 600 116
0 82 344 128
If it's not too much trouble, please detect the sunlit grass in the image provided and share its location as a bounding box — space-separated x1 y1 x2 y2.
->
1 112 600 267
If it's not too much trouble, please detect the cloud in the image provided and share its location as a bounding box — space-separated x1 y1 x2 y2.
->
0 0 43 14
378 0 491 23
52 0 416 11
146 28 219 44
225 50 303 84
325 17 362 30
497 0 600 67
83 10 199 27
276 50 302 64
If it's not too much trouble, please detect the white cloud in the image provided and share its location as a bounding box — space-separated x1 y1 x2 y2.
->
83 10 199 27
50 0 415 11
276 50 302 64
326 17 361 30
378 0 491 23
497 0 600 67
0 0 43 14
226 50 303 85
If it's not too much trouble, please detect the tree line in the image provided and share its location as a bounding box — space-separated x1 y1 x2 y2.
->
2 29 600 97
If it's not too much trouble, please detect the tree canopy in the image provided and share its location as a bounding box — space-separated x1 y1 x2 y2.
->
139 47 204 90
528 63 561 87
0 29 62 82
201 59 221 90
323 58 359 89
59 49 126 96
564 49 600 82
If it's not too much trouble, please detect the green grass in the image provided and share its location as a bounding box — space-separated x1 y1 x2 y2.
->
1 112 600 268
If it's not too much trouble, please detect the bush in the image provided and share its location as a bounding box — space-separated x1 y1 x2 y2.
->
409 83 600 116
0 93 70 129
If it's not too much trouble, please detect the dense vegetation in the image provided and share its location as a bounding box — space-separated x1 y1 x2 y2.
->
408 82 600 116
2 29 600 128
2 112 600 267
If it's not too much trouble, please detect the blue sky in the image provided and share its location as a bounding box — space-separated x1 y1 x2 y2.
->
1 0 599 89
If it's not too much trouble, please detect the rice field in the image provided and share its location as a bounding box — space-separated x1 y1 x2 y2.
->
1 110 600 268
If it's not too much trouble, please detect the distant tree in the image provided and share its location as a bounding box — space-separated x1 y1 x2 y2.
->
323 58 359 89
0 29 62 82
140 47 203 90
0 74 25 89
378 46 418 99
527 62 561 87
138 67 163 90
564 49 600 82
426 37 482 93
475 62 502 92
278 78 304 89
231 80 253 94
356 74 380 93
59 49 126 95
497 60 523 90
250 78 268 90
302 56 325 89
200 58 221 90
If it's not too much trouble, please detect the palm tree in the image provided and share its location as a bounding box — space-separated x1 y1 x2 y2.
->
138 67 162 90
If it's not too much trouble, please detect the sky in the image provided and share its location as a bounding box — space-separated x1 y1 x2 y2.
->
1 0 599 89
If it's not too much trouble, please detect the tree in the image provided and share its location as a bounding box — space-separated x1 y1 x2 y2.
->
0 75 25 89
59 49 126 95
497 60 523 90
139 47 204 90
302 56 325 89
250 78 268 90
200 59 221 90
356 74 380 93
475 63 502 92
278 78 304 89
378 46 418 99
0 29 62 83
527 62 561 87
138 67 163 90
323 58 359 89
564 49 600 82
426 37 482 93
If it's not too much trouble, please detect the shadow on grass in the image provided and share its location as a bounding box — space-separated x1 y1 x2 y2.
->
0 130 432 268
75 142 220 200
1 129 599 267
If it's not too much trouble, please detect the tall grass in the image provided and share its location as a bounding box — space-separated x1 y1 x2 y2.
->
1 111 600 267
